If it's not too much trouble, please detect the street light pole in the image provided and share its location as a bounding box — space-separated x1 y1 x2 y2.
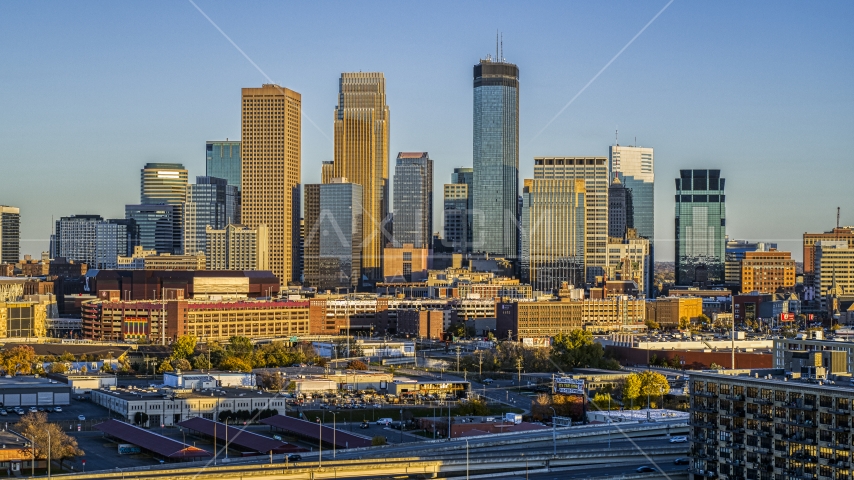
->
331 412 337 459
548 407 556 456
466 438 470 480
47 428 51 480
318 419 322 467
224 417 230 460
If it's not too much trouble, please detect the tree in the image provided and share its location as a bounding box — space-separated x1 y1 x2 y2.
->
551 330 618 370
372 436 387 446
447 323 466 338
622 371 670 408
258 371 284 391
592 392 615 410
678 316 691 330
59 351 75 362
1 345 36 375
192 354 211 370
220 356 252 373
99 363 113 373
133 412 149 426
14 412 84 470
157 359 174 373
171 334 198 360
170 358 192 371
645 319 661 331
346 360 368 370
457 398 489 416
697 314 711 328
50 362 68 374
226 336 253 358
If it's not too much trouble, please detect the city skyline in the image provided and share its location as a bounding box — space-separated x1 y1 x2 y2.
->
2 2 853 261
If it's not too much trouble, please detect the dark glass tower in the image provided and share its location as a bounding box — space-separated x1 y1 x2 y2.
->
392 152 433 249
472 57 519 258
183 176 238 255
675 169 726 286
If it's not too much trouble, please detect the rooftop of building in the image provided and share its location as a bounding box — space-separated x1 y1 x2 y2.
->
93 385 278 401
0 375 70 389
0 430 30 450
689 368 854 392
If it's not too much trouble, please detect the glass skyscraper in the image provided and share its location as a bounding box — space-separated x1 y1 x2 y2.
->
0 206 20 265
443 167 474 253
54 215 136 268
392 152 433 249
125 204 178 255
675 169 726 286
183 176 238 256
206 140 241 224
609 145 654 294
472 57 519 258
303 180 363 291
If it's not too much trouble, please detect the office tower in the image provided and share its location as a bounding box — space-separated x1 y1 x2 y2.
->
0 206 20 265
603 236 650 297
392 152 433 249
443 167 474 254
54 215 136 269
814 241 854 311
125 205 177 255
321 161 335 184
534 157 609 281
675 169 726 286
206 140 241 223
740 249 796 294
608 175 632 239
205 224 269 271
472 56 519 258
140 162 187 256
303 180 363 291
609 144 654 292
803 227 854 275
330 72 390 284
183 176 237 256
241 84 301 285
520 178 586 292
724 239 778 286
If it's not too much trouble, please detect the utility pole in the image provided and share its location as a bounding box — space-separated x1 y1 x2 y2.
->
476 350 484 377
455 346 461 372
515 357 523 392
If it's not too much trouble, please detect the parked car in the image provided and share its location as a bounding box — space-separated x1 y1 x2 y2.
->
53 406 62 412
28 407 38 413
669 436 688 443
376 418 393 425
78 415 86 421
0 409 6 415
674 458 691 465
636 466 657 473
287 454 302 462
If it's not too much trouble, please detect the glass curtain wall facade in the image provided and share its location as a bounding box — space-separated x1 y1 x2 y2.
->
183 176 237 255
140 163 187 257
675 169 726 286
473 59 519 258
609 145 654 295
125 205 177 255
206 140 241 223
303 181 363 291
392 152 433 249
521 178 586 292
54 215 135 268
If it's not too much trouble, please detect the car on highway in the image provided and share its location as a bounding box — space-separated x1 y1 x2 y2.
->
636 466 657 473
360 422 370 429
674 458 691 465
376 418 393 425
481 378 494 385
669 436 688 443
287 454 302 462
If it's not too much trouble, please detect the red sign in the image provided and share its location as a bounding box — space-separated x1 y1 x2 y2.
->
808 314 814 320
82 459 86 465
780 313 795 322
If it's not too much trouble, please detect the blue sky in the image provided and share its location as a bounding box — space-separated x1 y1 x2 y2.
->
2 1 852 261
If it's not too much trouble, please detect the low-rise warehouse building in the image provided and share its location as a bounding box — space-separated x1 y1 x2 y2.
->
0 376 71 407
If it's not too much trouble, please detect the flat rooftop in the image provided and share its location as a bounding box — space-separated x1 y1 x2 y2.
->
94 385 278 401
690 369 854 392
0 375 69 389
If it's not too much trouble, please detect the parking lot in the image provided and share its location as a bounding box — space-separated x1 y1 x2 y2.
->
0 397 113 431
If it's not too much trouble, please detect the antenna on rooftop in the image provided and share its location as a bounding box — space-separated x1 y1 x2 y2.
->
496 30 499 61
501 32 504 61
615 129 618 145
838 207 841 229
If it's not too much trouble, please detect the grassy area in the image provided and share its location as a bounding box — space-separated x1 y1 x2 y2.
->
289 404 523 422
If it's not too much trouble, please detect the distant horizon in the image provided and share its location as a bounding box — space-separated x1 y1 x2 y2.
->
2 1 852 262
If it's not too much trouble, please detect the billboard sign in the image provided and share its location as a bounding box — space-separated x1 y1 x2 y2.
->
554 377 584 395
522 338 553 348
780 313 795 322
118 444 141 455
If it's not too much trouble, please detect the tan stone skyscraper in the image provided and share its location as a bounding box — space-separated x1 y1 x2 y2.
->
241 84 301 285
331 72 390 284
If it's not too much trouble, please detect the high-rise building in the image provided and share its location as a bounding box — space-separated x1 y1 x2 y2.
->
675 169 726 286
241 84 301 285
608 175 632 239
803 227 854 275
183 176 237 256
443 168 474 254
330 72 390 284
520 178 586 292
303 180 363 291
608 145 654 294
125 204 178 255
54 215 137 269
725 239 778 286
206 140 241 223
140 163 187 257
814 241 854 311
205 224 268 271
740 249 796 294
0 206 20 265
534 157 609 280
472 57 519 258
392 152 433 249
604 236 650 297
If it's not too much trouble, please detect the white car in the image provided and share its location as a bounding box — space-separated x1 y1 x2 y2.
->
28 407 37 413
376 418 393 426
669 436 688 443
78 415 86 421
53 406 63 412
